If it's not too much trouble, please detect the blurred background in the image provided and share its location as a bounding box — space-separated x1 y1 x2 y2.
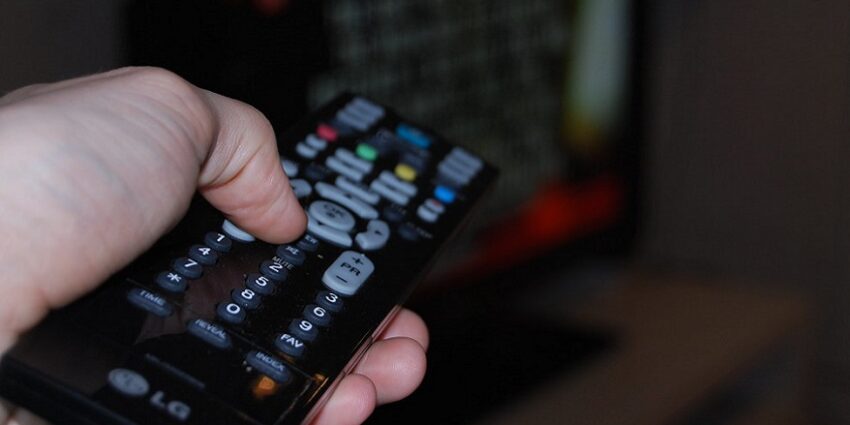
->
1 1 848 424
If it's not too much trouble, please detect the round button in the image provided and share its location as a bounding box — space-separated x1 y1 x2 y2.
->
188 244 218 266
232 288 261 310
204 232 232 253
108 368 149 398
276 245 306 266
304 304 331 327
297 234 320 252
316 291 344 313
217 302 246 324
289 319 318 342
155 271 186 293
308 200 356 232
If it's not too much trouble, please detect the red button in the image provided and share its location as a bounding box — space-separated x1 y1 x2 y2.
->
317 124 338 142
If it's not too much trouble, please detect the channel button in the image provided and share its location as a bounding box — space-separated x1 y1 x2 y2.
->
322 251 375 296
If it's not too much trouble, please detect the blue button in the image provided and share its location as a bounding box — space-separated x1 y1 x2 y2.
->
434 186 456 204
396 124 431 149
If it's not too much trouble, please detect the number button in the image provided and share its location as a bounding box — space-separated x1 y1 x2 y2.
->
245 273 275 295
304 305 331 327
188 244 218 266
260 260 288 282
204 232 232 253
288 319 318 342
316 291 344 313
217 302 246 324
173 257 202 280
232 288 261 310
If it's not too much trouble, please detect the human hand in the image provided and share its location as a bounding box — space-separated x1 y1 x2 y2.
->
0 67 427 425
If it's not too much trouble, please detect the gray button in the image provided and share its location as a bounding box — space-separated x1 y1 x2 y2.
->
335 176 380 205
370 179 410 206
281 157 298 177
222 219 255 242
417 204 438 223
449 147 484 170
305 134 328 150
336 109 370 131
351 97 385 117
437 161 473 187
108 368 149 397
290 179 312 199
326 156 365 181
424 198 446 214
341 104 375 123
127 288 173 317
187 319 232 349
322 251 375 296
315 182 378 220
334 148 373 174
307 216 352 248
378 171 417 197
296 142 318 159
355 220 390 251
443 155 478 177
308 200 356 232
246 351 291 384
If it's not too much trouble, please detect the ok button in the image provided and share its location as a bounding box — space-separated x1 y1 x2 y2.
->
308 200 356 232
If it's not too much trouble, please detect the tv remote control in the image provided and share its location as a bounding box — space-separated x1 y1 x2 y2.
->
0 93 497 424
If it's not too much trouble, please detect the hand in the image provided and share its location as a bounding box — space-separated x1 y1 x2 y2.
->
0 67 427 425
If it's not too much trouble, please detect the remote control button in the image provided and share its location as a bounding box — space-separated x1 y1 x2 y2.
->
326 156 365 181
155 271 187 293
307 216 353 247
370 179 410 206
275 333 306 358
188 245 218 266
437 161 473 187
355 143 378 161
304 305 331 327
296 234 320 252
316 123 338 142
289 319 318 342
315 182 378 220
173 257 203 280
328 118 358 137
434 185 456 204
305 134 328 151
378 171 417 197
335 148 373 174
308 200 356 232
260 260 288 281
187 319 232 349
276 245 306 266
398 222 420 241
355 220 390 251
396 123 432 149
394 164 417 182
316 291 344 313
290 179 313 199
448 147 484 171
232 288 261 310
364 129 396 155
417 204 438 223
217 302 246 324
424 198 446 214
246 273 276 295
107 368 149 397
246 351 291 384
127 288 173 317
382 204 406 223
296 142 318 159
351 96 386 118
222 220 255 243
303 163 332 182
336 109 370 131
281 158 299 178
443 154 480 176
335 176 380 205
400 151 429 172
322 251 374 296
204 232 232 253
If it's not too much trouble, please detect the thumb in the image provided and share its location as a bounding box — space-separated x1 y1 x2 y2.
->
198 90 306 243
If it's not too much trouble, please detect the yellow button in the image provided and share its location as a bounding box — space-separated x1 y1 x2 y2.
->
394 164 417 182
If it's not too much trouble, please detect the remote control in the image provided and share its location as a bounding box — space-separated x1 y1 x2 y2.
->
0 93 497 424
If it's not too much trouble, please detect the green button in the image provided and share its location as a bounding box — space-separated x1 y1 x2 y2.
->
356 143 378 161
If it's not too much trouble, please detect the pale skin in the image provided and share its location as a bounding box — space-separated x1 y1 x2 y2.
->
0 67 428 425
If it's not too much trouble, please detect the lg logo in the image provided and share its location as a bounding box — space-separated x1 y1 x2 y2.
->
107 368 192 422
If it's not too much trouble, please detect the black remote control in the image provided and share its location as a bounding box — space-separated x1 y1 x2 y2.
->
0 94 497 424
